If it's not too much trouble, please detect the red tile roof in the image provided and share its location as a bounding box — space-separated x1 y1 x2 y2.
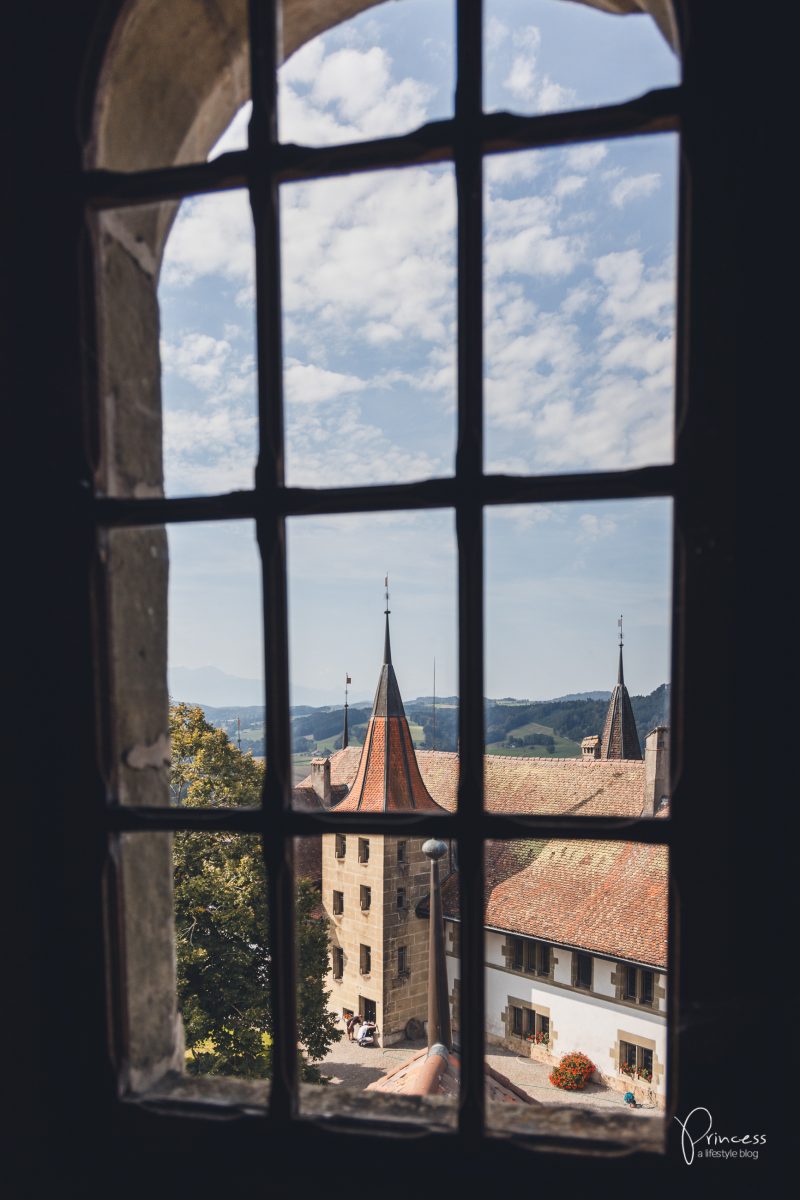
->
440 839 668 969
366 1045 536 1103
322 746 646 818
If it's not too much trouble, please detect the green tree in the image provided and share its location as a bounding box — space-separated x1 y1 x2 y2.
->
170 703 341 1079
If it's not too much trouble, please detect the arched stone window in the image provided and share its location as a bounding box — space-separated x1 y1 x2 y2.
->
82 0 708 1163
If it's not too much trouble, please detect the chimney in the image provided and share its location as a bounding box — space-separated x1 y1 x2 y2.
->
581 735 600 760
643 726 670 816
310 757 331 807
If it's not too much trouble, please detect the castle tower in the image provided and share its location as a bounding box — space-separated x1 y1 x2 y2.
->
600 616 642 761
322 591 448 1046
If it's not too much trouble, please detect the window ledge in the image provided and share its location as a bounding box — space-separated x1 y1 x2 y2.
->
125 1073 666 1156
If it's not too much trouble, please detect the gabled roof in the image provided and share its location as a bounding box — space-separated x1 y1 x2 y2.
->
323 746 646 818
440 839 668 969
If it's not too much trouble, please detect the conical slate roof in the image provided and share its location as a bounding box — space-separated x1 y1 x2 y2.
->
600 641 642 761
335 611 446 813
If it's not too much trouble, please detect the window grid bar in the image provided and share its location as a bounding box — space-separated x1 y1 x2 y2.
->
87 0 685 1150
106 805 674 843
248 0 297 1124
91 463 675 528
82 86 680 211
455 0 485 1144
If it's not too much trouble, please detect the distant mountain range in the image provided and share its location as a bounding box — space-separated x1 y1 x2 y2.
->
169 665 621 713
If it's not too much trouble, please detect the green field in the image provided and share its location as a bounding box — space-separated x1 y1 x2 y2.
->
486 719 581 759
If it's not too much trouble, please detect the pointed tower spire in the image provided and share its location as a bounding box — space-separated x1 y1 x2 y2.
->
342 673 350 750
383 574 392 665
335 586 446 813
600 614 642 760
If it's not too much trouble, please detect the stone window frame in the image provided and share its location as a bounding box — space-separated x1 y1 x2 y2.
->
332 890 344 916
396 841 407 865
360 884 372 911
78 0 746 1165
334 834 346 860
397 945 409 977
358 838 370 865
332 947 344 980
613 1031 665 1091
396 887 406 910
359 944 371 977
502 996 555 1049
611 963 666 1012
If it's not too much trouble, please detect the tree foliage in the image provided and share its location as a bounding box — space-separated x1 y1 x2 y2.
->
170 703 342 1079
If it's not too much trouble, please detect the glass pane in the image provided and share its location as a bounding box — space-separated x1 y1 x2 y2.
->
89 0 249 171
484 0 679 117
93 194 256 499
281 165 457 487
297 833 460 1120
484 135 678 475
484 499 672 816
160 191 257 496
173 832 272 1080
279 0 454 146
117 830 269 1100
286 510 458 809
104 520 263 804
479 840 668 1134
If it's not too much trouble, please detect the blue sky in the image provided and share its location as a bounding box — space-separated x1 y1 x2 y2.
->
160 0 679 707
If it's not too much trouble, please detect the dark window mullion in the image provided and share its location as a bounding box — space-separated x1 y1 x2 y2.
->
455 0 485 1146
81 88 679 212
249 0 296 1124
90 461 675 529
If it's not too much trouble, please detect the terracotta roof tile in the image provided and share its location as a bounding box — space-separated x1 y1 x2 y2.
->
440 839 668 969
325 747 646 818
367 1046 536 1103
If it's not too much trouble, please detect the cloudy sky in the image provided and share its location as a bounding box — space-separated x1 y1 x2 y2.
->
161 0 679 708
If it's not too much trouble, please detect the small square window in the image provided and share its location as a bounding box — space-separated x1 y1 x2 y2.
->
334 834 346 860
360 944 371 975
332 947 344 980
332 890 344 915
396 887 406 909
360 885 371 911
358 838 370 864
397 841 407 864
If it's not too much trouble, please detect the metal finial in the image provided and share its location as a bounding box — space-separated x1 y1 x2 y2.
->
618 613 624 648
384 573 390 616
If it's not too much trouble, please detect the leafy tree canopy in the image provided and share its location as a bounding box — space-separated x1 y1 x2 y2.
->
170 703 341 1079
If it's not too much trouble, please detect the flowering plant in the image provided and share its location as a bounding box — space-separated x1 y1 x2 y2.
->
620 1061 635 1078
549 1051 596 1091
637 1067 652 1083
526 1031 549 1045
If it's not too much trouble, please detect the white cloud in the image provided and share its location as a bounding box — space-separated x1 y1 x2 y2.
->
610 172 661 208
554 174 587 199
161 192 254 288
284 361 369 407
161 333 232 391
565 143 608 172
